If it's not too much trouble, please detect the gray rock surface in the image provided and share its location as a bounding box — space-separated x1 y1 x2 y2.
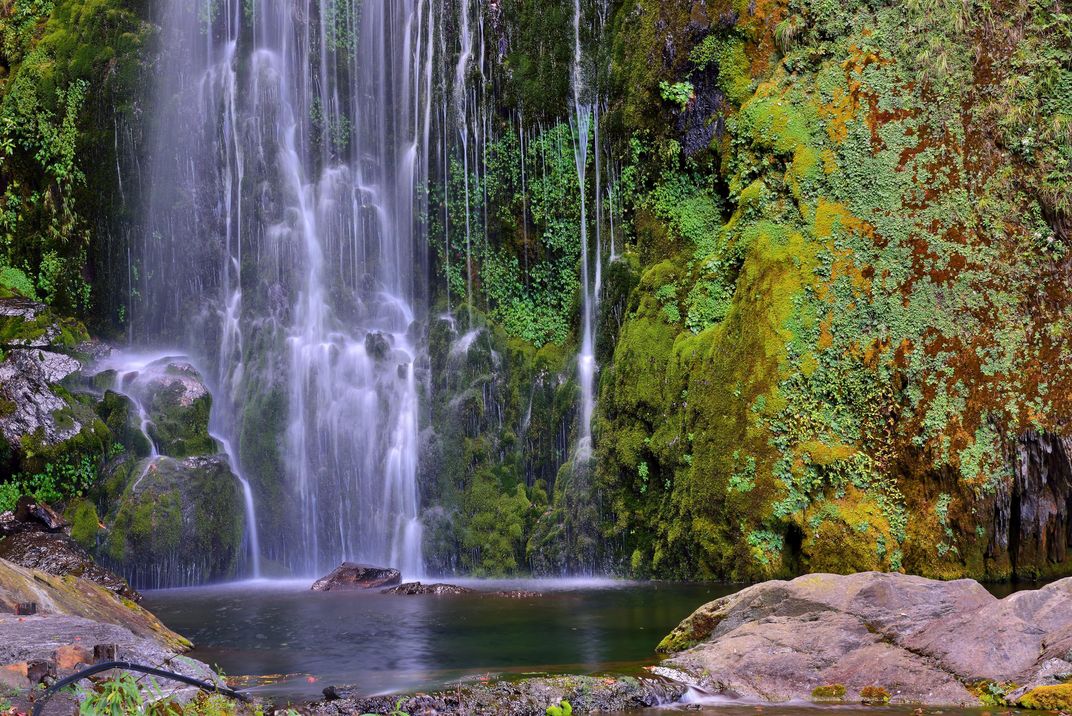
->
659 572 1072 705
0 346 82 447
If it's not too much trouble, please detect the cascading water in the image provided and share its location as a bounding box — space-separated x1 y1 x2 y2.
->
138 0 436 577
570 0 610 457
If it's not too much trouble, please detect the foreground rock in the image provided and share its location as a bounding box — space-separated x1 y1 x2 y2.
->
311 674 686 716
383 582 474 595
312 563 401 591
659 572 1072 706
0 556 228 714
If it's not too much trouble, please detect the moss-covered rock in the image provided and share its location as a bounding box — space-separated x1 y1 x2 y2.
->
99 455 245 588
1018 684 1072 711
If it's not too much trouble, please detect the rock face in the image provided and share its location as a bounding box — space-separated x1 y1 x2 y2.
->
383 582 474 595
99 455 245 589
312 563 402 591
0 299 87 452
659 572 1072 706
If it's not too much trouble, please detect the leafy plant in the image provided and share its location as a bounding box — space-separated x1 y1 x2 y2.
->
78 673 143 716
658 81 694 110
547 700 573 716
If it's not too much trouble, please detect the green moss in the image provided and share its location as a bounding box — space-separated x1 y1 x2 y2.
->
812 685 846 700
65 497 100 548
860 686 891 705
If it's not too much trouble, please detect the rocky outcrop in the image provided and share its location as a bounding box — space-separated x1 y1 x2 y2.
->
99 455 245 589
0 531 140 602
0 299 86 453
382 582 474 595
658 572 1072 706
311 674 686 716
311 563 402 591
0 557 221 710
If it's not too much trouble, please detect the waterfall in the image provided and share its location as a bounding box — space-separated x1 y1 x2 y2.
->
139 0 435 577
570 0 608 456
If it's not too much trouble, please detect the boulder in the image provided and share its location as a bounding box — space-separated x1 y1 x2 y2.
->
658 572 1072 706
382 582 474 595
312 563 401 591
0 531 140 602
114 357 216 458
99 455 245 589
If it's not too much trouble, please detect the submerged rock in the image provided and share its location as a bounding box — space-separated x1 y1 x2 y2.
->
382 581 474 595
310 674 686 716
311 563 402 591
659 572 1072 706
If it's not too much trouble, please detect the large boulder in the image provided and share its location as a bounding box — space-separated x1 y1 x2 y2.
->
658 572 1072 706
312 563 402 591
99 455 245 589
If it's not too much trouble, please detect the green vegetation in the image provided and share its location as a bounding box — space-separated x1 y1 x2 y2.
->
0 0 150 318
546 700 573 716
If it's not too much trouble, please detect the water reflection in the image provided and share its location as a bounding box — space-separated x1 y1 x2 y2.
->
143 579 728 702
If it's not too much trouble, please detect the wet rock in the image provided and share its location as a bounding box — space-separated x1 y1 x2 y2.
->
309 674 686 716
126 358 215 458
382 582 474 595
311 563 401 591
99 455 245 589
0 558 220 710
491 590 543 599
365 331 391 360
659 572 1072 706
13 496 67 532
0 531 140 602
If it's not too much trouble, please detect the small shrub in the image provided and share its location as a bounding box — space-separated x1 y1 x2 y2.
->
812 684 846 700
860 686 891 705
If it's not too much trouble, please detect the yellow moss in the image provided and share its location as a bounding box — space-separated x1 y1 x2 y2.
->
1018 685 1072 712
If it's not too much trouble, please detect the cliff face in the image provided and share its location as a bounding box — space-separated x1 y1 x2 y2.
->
1 0 1070 581
592 0 1072 580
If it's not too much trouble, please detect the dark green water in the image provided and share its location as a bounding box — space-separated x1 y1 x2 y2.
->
143 579 733 703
